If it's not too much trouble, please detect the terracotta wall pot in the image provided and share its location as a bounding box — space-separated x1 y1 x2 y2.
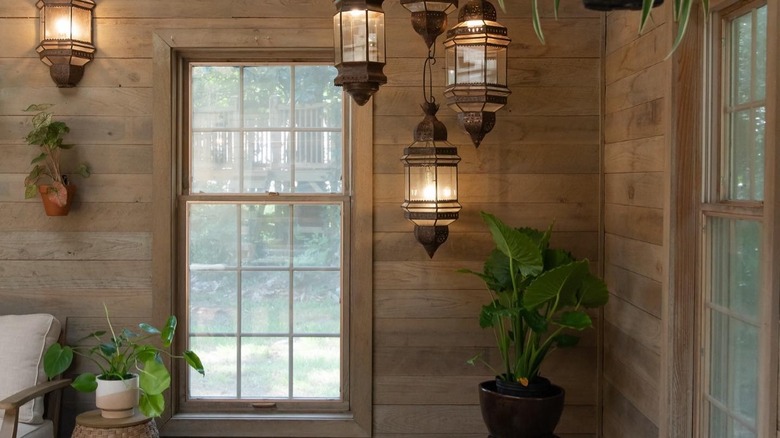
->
479 380 565 438
95 375 140 419
38 184 76 216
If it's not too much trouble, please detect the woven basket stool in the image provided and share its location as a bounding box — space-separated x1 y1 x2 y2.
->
72 410 158 438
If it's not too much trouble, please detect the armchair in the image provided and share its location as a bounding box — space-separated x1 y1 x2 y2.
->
0 314 71 438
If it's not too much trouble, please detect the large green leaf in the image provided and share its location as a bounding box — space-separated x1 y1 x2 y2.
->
139 323 160 335
44 344 73 378
139 359 170 396
543 248 574 270
520 308 548 333
523 260 588 310
161 316 177 347
184 351 205 376
555 311 593 330
483 249 515 292
579 273 610 308
479 300 514 329
72 373 98 392
99 342 117 357
551 334 580 348
481 212 543 277
139 393 164 418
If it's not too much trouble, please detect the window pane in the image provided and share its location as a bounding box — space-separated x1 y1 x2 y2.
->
191 271 237 334
293 271 340 334
244 66 291 129
710 218 761 319
242 337 289 398
731 13 752 106
709 311 728 403
295 131 343 193
293 205 341 267
190 337 238 398
192 66 241 129
244 131 292 193
755 6 767 99
292 337 340 398
242 204 290 267
242 271 289 333
294 66 342 128
730 319 757 421
192 131 241 193
190 204 238 266
710 404 727 438
728 110 752 200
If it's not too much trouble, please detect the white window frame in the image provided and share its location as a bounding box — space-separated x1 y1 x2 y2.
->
151 29 373 438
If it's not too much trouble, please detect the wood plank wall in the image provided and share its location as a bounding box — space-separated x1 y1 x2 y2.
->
602 4 670 438
0 1 602 437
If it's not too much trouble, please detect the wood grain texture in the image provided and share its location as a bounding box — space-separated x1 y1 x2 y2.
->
0 3 604 437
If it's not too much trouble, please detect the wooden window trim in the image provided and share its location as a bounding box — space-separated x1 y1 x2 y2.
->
152 29 373 437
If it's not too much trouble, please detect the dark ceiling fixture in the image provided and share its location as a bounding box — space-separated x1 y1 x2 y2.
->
400 0 458 49
582 0 663 11
332 0 387 106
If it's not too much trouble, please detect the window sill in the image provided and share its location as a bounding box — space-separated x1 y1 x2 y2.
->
160 412 371 437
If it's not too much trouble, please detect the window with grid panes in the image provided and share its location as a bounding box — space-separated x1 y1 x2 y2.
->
701 3 769 437
184 63 349 406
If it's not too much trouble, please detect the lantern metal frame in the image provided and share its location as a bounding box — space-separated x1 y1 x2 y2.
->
333 0 387 106
400 0 458 49
36 0 95 88
443 0 510 147
401 101 462 258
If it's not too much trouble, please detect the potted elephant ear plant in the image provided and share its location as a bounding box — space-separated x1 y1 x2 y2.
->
43 305 205 419
460 212 609 438
23 104 90 216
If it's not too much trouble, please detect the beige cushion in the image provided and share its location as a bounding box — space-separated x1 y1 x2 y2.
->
17 420 53 438
0 314 61 424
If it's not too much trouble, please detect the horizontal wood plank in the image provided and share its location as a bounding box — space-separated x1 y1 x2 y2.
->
605 233 664 281
0 261 152 290
604 171 665 208
603 135 665 174
0 203 152 232
0 232 151 261
604 204 664 244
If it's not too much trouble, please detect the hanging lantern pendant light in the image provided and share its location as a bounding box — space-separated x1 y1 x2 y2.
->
333 0 387 105
444 0 510 147
402 101 462 258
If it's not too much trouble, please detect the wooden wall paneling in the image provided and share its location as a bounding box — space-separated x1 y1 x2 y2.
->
374 202 599 233
603 265 662 318
603 135 665 173
0 232 150 260
602 381 659 438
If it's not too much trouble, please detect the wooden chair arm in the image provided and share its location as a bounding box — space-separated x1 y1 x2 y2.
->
0 379 71 410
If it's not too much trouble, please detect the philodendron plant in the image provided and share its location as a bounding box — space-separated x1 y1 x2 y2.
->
461 212 609 386
23 104 90 206
43 305 205 417
497 0 708 53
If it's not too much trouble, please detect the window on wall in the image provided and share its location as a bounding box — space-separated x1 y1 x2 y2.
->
701 2 769 437
167 56 371 437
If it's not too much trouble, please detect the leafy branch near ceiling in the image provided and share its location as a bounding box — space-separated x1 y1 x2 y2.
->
496 0 709 53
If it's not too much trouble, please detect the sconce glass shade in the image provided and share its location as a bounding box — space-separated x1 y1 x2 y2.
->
36 0 95 88
400 0 458 49
402 102 461 258
443 0 510 147
333 0 387 106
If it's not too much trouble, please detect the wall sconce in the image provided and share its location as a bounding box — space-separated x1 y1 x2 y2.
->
333 0 387 106
402 102 461 258
36 0 96 88
400 0 458 49
444 0 510 147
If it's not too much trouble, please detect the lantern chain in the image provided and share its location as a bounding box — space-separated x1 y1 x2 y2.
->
422 44 437 105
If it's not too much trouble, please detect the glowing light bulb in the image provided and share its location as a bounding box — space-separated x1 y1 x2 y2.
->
54 17 70 39
423 184 436 200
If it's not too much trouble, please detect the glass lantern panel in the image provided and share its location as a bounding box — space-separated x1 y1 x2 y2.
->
408 166 437 201
333 14 342 64
341 10 367 62
44 6 72 40
71 7 92 43
456 45 485 84
436 166 457 201
446 46 456 86
367 11 385 62
486 46 507 85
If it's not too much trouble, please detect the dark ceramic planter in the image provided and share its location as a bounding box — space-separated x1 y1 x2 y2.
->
479 380 565 438
583 0 664 11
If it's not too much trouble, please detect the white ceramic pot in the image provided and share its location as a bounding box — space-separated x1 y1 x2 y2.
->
95 374 140 419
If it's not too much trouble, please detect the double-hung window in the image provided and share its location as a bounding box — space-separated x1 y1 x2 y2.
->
700 2 773 437
155 44 372 435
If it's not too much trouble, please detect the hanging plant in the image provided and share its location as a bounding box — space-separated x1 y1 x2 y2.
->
496 0 708 53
